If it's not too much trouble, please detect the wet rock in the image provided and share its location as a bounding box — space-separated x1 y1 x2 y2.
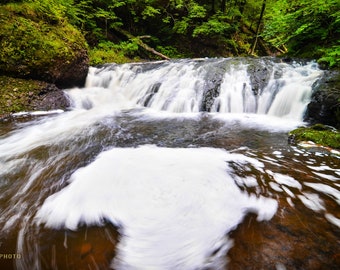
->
0 76 70 117
30 84 71 111
54 49 89 89
80 243 93 258
201 80 221 112
201 62 226 112
305 69 340 128
247 59 273 95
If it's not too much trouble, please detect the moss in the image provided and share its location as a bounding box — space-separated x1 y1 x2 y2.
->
0 2 87 82
0 76 49 116
289 124 340 150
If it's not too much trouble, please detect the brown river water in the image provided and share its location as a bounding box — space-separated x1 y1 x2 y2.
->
0 58 339 269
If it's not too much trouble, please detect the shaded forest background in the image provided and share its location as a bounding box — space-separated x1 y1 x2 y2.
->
1 0 339 67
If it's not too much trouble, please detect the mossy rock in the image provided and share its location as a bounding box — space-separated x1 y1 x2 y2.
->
288 124 340 150
0 76 70 117
0 2 89 88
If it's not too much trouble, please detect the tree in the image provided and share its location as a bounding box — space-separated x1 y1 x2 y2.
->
250 0 266 55
263 0 340 66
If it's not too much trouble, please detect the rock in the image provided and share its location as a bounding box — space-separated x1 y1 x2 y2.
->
0 3 89 89
288 124 340 150
228 200 340 270
305 69 340 128
247 59 273 95
54 48 89 89
0 76 70 117
30 84 71 111
80 243 92 258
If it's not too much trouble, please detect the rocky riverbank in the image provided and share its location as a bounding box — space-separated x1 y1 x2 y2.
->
305 69 340 129
0 76 71 119
0 1 339 131
0 2 89 118
289 69 340 152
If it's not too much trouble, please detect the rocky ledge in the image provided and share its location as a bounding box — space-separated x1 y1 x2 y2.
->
305 69 340 129
0 76 71 119
0 2 89 118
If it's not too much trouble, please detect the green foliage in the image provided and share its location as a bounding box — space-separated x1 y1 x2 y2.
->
263 0 340 67
141 5 161 19
318 44 340 68
173 18 190 35
155 45 185 59
188 2 207 19
192 13 234 37
89 41 140 65
1 0 339 66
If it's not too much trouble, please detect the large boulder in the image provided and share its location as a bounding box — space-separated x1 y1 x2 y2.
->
305 70 340 129
0 3 89 88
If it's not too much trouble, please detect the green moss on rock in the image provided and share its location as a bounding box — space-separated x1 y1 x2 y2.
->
1 76 46 115
0 2 88 87
0 76 69 117
289 124 340 150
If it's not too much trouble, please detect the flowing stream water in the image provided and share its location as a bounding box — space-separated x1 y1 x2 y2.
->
0 58 339 269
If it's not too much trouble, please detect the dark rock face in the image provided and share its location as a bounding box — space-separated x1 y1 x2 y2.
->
201 65 226 112
54 49 89 89
30 84 71 111
247 60 273 96
305 70 340 128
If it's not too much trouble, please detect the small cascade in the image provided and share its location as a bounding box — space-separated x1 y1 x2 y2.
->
82 58 323 119
1 58 339 270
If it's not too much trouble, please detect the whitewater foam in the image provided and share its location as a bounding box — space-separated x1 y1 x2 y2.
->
36 145 277 269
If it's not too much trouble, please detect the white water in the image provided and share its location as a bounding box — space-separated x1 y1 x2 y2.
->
35 146 277 269
82 58 322 118
1 58 339 270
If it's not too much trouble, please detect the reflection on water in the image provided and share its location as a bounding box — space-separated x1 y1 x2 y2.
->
0 111 339 269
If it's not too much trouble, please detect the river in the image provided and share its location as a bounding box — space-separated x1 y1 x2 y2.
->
0 58 339 269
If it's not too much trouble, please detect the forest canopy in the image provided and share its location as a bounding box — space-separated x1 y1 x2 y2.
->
1 0 339 67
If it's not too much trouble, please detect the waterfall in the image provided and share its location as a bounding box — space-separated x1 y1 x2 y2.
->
1 58 339 270
78 58 323 119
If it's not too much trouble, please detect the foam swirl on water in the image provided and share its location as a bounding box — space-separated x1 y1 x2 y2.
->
36 145 278 269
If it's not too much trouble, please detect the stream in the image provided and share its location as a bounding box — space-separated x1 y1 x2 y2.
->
0 58 339 269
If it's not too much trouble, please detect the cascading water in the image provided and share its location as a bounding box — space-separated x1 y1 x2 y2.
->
0 58 339 270
81 57 322 118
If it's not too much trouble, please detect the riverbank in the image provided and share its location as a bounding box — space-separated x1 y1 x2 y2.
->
0 76 70 119
1 2 339 151
289 124 340 154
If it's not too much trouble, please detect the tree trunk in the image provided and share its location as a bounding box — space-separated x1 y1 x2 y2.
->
220 0 227 13
113 27 170 60
250 0 266 55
